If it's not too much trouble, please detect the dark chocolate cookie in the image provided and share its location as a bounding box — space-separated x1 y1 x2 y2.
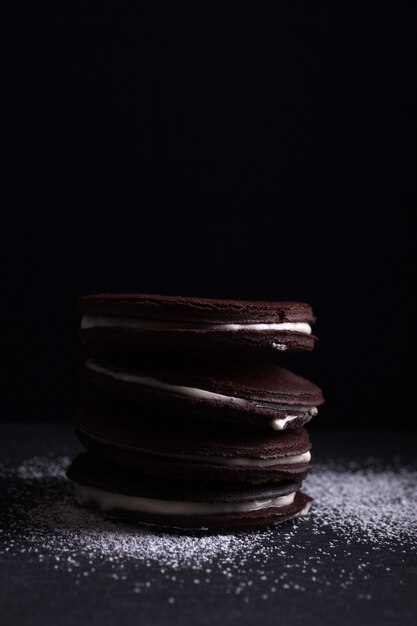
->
74 398 313 483
67 453 312 531
82 356 324 430
79 293 316 357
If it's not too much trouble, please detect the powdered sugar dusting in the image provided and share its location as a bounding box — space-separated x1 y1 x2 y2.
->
1 454 416 601
307 461 417 544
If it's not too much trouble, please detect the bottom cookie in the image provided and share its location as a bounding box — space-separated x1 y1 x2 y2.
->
67 453 313 531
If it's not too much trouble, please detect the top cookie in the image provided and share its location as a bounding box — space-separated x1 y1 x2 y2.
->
79 293 316 357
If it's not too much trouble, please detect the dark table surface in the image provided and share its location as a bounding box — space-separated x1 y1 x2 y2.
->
1 423 416 626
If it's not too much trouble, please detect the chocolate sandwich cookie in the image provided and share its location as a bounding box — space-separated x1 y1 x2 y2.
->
67 453 312 531
82 357 324 431
79 293 316 357
74 399 313 483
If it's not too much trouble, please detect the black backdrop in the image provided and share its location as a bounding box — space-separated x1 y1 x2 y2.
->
2 3 416 428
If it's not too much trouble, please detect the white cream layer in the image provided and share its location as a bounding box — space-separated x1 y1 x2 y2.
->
81 315 312 334
271 415 299 430
86 359 247 405
74 483 296 515
84 432 311 467
85 360 317 432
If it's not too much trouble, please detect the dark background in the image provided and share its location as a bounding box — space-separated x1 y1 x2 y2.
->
2 3 416 428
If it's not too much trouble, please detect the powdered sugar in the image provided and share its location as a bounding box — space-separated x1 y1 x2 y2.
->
307 461 417 544
1 454 416 600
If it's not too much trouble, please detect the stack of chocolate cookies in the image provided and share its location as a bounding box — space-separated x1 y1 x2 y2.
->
67 294 324 531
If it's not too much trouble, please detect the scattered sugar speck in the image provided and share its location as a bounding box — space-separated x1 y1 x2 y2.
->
1 455 416 601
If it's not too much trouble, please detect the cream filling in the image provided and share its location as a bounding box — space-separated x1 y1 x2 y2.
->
81 315 312 335
83 432 312 467
85 360 317 428
271 407 318 430
272 415 301 430
74 483 296 515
